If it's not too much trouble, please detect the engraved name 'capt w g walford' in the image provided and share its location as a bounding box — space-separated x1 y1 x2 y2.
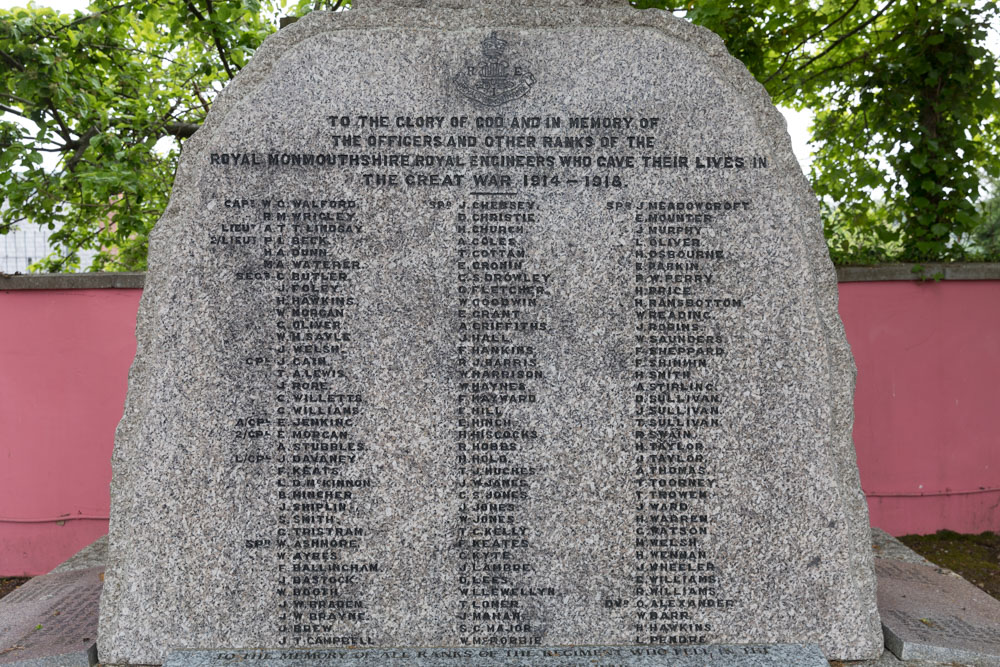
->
454 31 534 106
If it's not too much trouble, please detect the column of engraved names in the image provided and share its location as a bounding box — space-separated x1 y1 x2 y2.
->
213 198 280 631
267 198 376 648
453 197 554 648
630 199 742 645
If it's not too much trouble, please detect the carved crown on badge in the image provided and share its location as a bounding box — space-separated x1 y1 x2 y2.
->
455 31 535 107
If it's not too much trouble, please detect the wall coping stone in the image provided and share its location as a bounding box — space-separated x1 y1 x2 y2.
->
836 263 1000 282
0 273 146 290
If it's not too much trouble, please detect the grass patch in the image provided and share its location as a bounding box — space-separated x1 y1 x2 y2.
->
898 530 1000 600
0 577 30 601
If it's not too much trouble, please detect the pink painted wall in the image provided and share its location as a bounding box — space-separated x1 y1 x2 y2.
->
0 288 141 576
1 281 997 574
841 280 1000 536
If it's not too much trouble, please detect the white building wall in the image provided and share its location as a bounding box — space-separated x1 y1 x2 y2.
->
1 224 97 274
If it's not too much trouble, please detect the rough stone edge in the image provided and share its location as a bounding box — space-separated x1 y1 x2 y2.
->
664 4 883 659
49 536 108 575
98 2 882 663
674 7 884 659
870 529 936 568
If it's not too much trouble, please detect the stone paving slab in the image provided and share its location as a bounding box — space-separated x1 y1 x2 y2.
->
0 567 101 666
841 647 944 667
163 644 829 667
0 648 97 667
876 559 1000 666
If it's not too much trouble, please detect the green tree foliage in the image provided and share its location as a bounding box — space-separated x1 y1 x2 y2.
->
638 0 1000 263
1 0 324 271
806 2 1000 262
2 0 999 270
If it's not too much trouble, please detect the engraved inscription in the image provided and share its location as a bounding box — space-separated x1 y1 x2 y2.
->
455 33 535 107
209 109 768 646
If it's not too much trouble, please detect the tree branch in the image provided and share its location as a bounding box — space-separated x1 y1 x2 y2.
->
44 4 128 37
0 48 24 71
192 80 212 114
0 217 27 235
46 102 73 141
164 122 200 138
776 25 907 99
763 0 862 85
192 0 235 79
24 119 199 163
64 126 97 172
0 92 33 107
785 0 899 85
183 0 206 22
776 49 872 98
19 4 129 45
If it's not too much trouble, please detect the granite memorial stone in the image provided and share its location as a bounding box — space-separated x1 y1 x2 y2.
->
99 0 883 663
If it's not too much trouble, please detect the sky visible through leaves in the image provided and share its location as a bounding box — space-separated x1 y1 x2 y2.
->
3 0 998 173
0 0 834 174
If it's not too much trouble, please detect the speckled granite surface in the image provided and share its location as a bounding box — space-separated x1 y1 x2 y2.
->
98 0 881 663
163 644 828 666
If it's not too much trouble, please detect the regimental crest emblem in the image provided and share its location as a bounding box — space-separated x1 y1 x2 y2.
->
455 32 535 107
